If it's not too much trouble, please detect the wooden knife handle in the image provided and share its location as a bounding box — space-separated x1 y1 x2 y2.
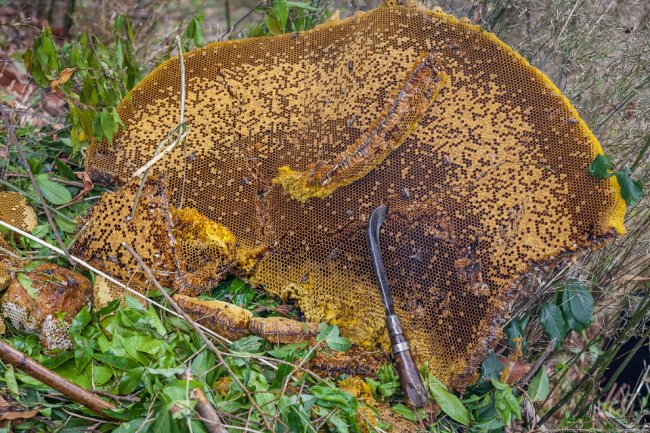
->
387 314 430 408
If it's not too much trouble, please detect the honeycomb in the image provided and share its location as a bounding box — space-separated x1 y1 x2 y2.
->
79 4 625 389
0 192 36 289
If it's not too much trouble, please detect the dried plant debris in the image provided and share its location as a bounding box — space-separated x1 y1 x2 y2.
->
78 4 625 389
0 263 92 350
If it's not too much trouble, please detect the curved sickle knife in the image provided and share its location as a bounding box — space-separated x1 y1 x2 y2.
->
367 205 430 408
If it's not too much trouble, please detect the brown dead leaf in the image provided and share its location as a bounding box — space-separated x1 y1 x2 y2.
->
499 356 531 384
49 68 76 91
0 407 40 420
68 171 94 204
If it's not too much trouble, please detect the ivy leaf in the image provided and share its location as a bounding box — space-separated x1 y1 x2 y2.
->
35 174 72 205
588 154 615 179
528 368 549 402
564 279 593 327
615 168 644 206
539 303 566 346
17 273 39 301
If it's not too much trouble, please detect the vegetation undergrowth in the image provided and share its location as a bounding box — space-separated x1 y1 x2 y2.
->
0 0 648 432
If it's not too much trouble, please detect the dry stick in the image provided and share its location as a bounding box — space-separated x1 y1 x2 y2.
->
176 36 188 209
179 370 227 433
130 125 189 219
0 339 115 416
121 242 279 433
1 110 73 265
519 338 557 387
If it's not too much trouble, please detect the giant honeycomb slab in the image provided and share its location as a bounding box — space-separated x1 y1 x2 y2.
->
79 4 626 388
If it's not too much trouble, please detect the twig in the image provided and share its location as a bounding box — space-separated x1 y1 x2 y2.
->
519 338 557 387
121 242 280 433
176 36 188 209
1 109 73 265
0 339 115 416
179 370 227 433
131 127 190 178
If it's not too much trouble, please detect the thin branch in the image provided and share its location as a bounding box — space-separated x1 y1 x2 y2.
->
179 370 227 433
121 242 280 433
0 339 115 416
1 109 73 265
519 338 556 387
176 36 188 209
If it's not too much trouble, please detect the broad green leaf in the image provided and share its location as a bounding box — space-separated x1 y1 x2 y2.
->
100 108 116 144
27 157 42 175
35 174 72 205
481 353 504 380
273 0 290 31
326 335 351 352
391 403 419 421
17 273 39 300
539 303 566 346
311 385 357 416
564 279 593 327
428 376 470 426
615 168 644 206
317 323 339 341
4 365 19 397
265 15 282 35
528 368 549 402
588 154 615 179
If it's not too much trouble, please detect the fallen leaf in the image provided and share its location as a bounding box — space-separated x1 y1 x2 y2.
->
499 356 531 384
0 407 40 420
68 171 94 204
49 67 76 91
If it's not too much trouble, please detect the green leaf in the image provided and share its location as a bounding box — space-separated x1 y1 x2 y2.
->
326 335 351 352
273 0 290 31
265 15 282 35
481 353 504 380
54 157 77 180
615 168 644 206
4 365 19 397
27 158 42 175
17 273 39 300
391 403 419 421
311 385 357 416
287 1 319 11
35 174 72 205
317 323 338 341
100 108 116 144
588 154 615 179
564 279 593 327
528 368 549 402
539 303 567 346
427 375 470 426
